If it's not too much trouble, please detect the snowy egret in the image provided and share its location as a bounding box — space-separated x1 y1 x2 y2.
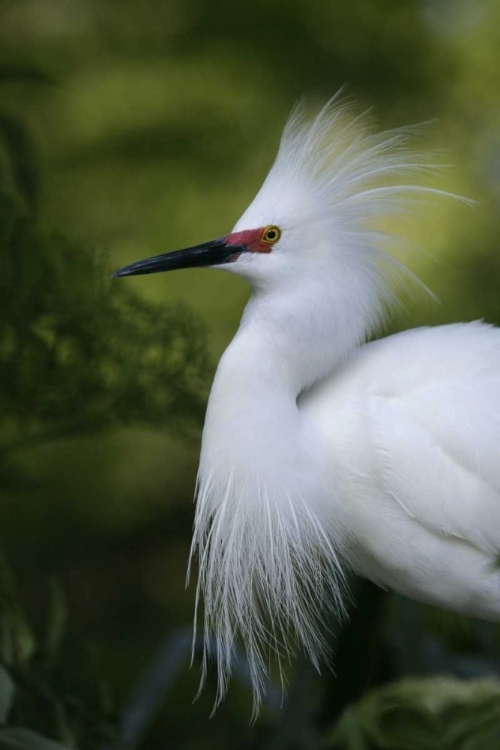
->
113 97 500 713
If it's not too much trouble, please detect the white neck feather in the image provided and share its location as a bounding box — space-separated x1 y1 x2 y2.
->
189 273 378 712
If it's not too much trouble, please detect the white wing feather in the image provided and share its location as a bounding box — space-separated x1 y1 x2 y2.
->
304 321 500 558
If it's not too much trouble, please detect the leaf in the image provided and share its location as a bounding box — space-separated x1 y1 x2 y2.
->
0 665 15 723
0 568 35 667
328 678 500 750
0 112 40 212
374 699 440 749
0 728 71 750
0 554 15 599
44 580 67 667
49 698 76 749
9 606 36 667
0 609 13 665
330 706 369 750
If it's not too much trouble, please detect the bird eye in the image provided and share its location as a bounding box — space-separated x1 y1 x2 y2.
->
262 226 281 244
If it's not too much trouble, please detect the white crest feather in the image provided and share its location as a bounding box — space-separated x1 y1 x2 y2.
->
187 95 464 715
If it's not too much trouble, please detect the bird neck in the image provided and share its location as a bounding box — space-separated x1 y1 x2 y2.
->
237 273 380 394
192 293 351 704
201 322 301 481
200 274 377 477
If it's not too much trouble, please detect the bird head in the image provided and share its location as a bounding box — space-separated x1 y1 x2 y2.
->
111 195 317 292
113 96 457 306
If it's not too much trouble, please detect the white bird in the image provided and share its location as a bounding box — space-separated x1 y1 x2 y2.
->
113 97 500 715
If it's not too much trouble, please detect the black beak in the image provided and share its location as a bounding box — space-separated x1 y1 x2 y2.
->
112 237 245 278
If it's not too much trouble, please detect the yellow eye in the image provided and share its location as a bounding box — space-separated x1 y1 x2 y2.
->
262 226 281 244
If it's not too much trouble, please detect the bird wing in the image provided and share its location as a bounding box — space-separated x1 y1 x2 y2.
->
303 322 500 554
367 376 500 554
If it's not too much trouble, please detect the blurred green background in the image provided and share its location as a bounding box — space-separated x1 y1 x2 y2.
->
1 0 500 748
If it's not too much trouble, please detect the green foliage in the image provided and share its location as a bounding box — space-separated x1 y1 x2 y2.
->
0 555 121 749
0 190 209 475
329 678 500 750
0 63 214 746
0 64 53 213
0 114 40 214
0 728 71 750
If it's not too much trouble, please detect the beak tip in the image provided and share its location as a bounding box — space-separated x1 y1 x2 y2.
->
111 267 132 278
109 235 234 279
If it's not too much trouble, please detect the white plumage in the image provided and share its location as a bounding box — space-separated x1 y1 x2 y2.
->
113 96 500 715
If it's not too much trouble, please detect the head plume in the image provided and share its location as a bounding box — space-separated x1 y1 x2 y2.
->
236 92 458 240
